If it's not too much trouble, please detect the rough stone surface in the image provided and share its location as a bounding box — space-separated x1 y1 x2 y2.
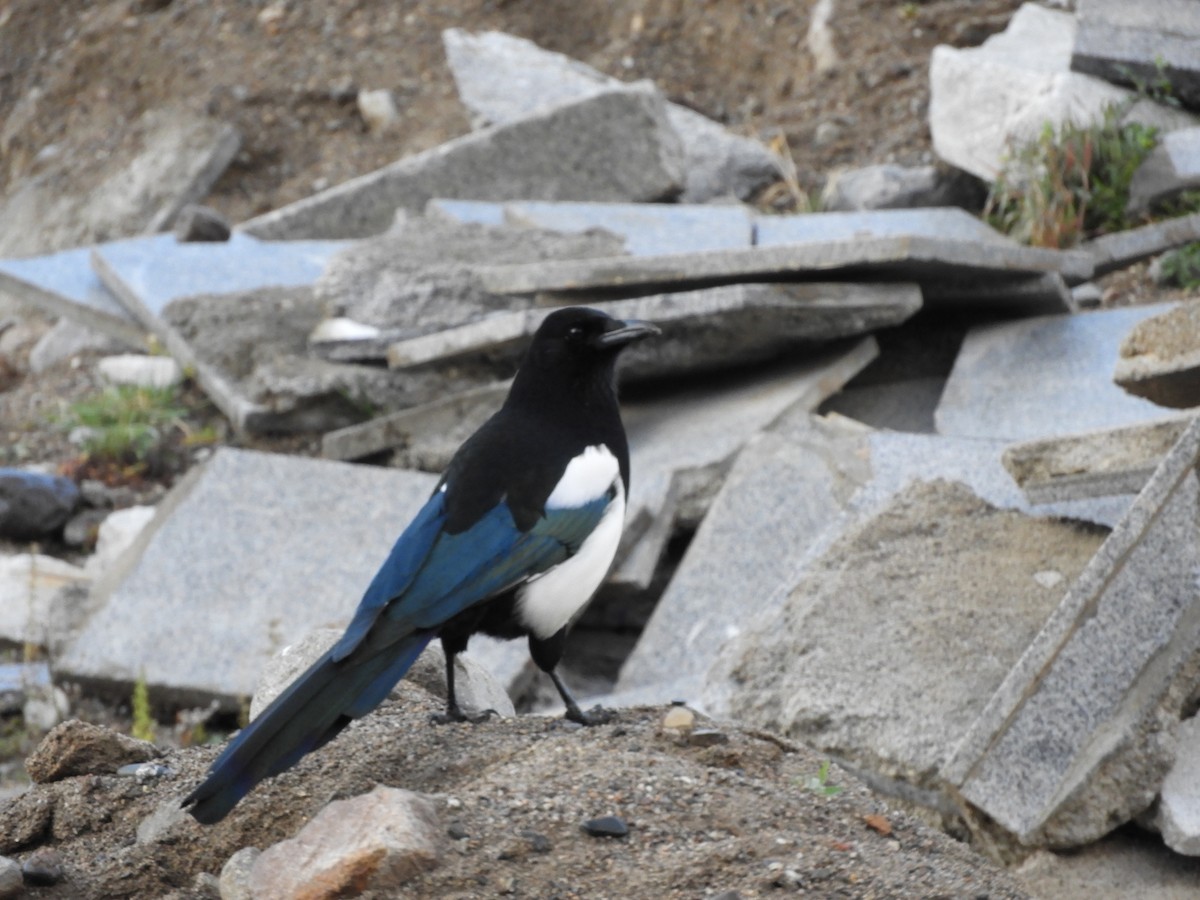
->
0 553 89 648
1128 129 1200 214
24 720 160 784
440 28 780 203
248 786 442 900
54 448 439 705
241 87 685 240
429 198 755 256
172 204 232 243
819 164 983 211
219 847 260 900
0 856 20 899
704 480 1103 810
0 469 80 539
28 318 129 374
936 303 1180 441
1071 0 1200 111
1155 715 1200 855
752 207 1011 247
929 3 1196 182
946 415 1200 847
1115 302 1200 408
1002 417 1191 504
0 108 240 257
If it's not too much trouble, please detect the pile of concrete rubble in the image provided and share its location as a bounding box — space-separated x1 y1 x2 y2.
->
6 0 1200 876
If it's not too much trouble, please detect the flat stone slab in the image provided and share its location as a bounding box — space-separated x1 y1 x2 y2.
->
703 479 1105 808
240 86 684 240
55 448 439 705
0 108 239 258
385 282 922 381
625 413 1129 702
1002 417 1193 504
441 28 780 203
1114 302 1200 408
753 208 1012 247
1128 129 1200 214
936 303 1180 442
1071 0 1200 110
1154 714 1200 856
428 199 754 256
946 414 1200 846
1084 212 1200 277
473 235 1093 307
930 3 1195 182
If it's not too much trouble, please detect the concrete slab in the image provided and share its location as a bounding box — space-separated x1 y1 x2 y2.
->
1002 417 1193 504
240 87 685 240
0 553 90 649
1085 212 1200 277
428 199 755 256
936 303 1180 442
946 415 1200 846
54 448 439 706
1071 0 1200 110
753 207 1011 246
1114 301 1200 408
1128 129 1200 214
385 283 922 381
441 28 780 203
474 235 1094 306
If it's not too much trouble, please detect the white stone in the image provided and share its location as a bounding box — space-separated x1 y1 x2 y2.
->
357 89 401 132
0 553 90 647
85 506 158 577
97 354 183 389
1156 715 1200 855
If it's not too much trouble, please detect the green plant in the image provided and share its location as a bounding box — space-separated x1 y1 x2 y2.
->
985 105 1159 247
1158 242 1200 288
802 759 844 797
65 385 188 464
131 671 156 743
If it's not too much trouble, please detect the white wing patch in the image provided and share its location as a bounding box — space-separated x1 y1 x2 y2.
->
518 451 625 640
545 444 620 509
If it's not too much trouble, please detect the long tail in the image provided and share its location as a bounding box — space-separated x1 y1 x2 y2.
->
182 630 433 824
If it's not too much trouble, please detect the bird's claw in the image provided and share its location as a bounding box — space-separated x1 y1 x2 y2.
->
430 707 498 726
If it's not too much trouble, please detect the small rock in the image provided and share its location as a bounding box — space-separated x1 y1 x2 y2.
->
96 354 183 389
192 871 222 898
116 761 173 782
62 508 109 549
689 728 730 747
447 822 469 841
21 683 71 732
662 706 695 732
21 847 64 886
220 847 260 900
357 89 400 132
28 318 128 375
24 719 160 784
0 469 80 539
173 204 232 242
0 856 21 899
84 505 157 576
581 815 629 838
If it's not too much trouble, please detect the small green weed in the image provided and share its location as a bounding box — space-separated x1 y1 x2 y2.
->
131 671 156 743
65 385 188 465
802 759 844 797
1158 242 1200 289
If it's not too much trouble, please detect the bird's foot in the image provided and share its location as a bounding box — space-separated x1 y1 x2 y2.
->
430 706 498 726
565 704 613 727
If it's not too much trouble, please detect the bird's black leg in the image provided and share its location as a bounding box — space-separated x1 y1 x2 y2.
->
530 630 612 726
430 636 497 725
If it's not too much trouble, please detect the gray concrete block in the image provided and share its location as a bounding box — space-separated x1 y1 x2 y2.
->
1002 417 1192 504
240 87 685 240
441 28 780 203
1114 301 1200 408
1128 129 1200 214
1085 212 1200 277
936 303 1179 441
1071 0 1200 110
429 199 755 256
54 448 439 706
819 164 984 212
946 415 1200 846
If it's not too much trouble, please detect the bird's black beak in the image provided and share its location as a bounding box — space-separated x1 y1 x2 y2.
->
591 318 661 349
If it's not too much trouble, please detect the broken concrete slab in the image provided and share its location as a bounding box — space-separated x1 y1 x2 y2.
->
0 553 90 649
384 283 922 381
1128 129 1200 215
240 87 685 241
1071 0 1200 111
54 448 439 706
1085 211 1200 276
929 3 1196 183
1002 417 1193 504
441 28 780 203
702 479 1105 815
1154 714 1200 856
752 207 1012 247
936 303 1181 442
0 108 240 257
428 199 755 256
1114 301 1200 408
946 414 1200 847
474 235 1094 306
625 411 1129 704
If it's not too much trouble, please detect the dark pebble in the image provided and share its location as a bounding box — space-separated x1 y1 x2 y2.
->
22 848 65 886
519 830 552 853
689 728 729 747
581 815 628 838
447 822 469 841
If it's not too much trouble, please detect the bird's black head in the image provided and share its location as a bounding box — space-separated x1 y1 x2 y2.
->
509 307 659 408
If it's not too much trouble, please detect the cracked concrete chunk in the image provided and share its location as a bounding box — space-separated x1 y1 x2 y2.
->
1115 301 1200 409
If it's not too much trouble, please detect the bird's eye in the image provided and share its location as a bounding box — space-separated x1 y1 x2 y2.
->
567 325 584 340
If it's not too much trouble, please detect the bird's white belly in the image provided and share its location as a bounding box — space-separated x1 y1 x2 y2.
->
517 459 625 640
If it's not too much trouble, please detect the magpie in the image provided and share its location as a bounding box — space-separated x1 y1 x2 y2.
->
183 306 658 824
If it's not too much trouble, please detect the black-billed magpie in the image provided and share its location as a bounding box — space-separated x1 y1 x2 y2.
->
183 307 658 824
